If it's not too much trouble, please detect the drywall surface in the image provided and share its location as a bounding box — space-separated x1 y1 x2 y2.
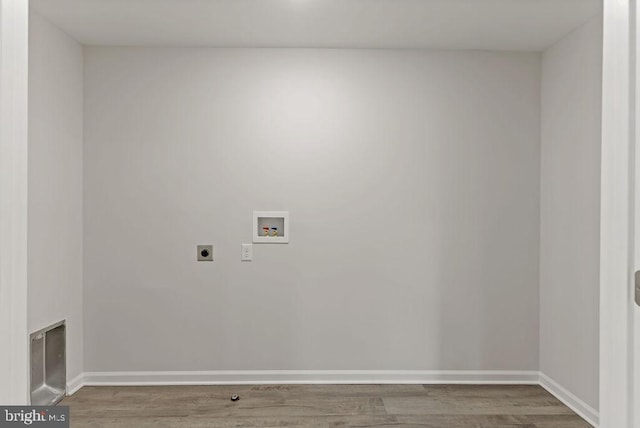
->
0 0 30 404
84 48 541 371
28 12 84 384
540 15 602 410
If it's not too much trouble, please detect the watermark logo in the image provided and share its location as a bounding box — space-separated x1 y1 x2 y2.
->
0 407 68 427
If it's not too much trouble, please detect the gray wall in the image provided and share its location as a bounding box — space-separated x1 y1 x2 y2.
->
83 47 541 372
540 15 602 410
28 12 84 384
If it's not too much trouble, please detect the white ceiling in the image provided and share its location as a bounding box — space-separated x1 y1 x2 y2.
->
31 0 601 51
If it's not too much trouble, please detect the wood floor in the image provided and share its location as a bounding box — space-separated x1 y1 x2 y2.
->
60 384 592 427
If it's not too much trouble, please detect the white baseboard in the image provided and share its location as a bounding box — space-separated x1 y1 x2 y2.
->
82 370 539 386
539 372 599 427
66 373 84 396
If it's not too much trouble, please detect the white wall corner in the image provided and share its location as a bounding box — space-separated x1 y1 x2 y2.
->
539 372 599 428
66 373 85 396
0 0 30 405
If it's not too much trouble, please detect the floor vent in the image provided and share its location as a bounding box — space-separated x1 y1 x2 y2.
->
30 320 66 405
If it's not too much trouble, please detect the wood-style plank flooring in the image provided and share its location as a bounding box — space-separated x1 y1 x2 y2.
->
61 385 592 427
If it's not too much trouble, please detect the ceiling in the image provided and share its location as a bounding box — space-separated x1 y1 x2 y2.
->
30 0 601 51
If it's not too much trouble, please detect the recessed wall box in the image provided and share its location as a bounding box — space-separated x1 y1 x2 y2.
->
253 211 289 244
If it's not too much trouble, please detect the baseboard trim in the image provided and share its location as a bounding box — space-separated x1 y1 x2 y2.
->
66 373 84 396
539 372 599 427
82 370 539 386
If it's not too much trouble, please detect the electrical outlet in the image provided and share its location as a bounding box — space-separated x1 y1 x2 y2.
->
197 245 213 261
241 244 253 261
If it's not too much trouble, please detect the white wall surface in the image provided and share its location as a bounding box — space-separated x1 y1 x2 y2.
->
28 12 84 384
83 48 541 372
540 15 602 410
0 0 29 404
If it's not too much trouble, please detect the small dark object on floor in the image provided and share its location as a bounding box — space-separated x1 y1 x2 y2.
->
230 394 239 402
